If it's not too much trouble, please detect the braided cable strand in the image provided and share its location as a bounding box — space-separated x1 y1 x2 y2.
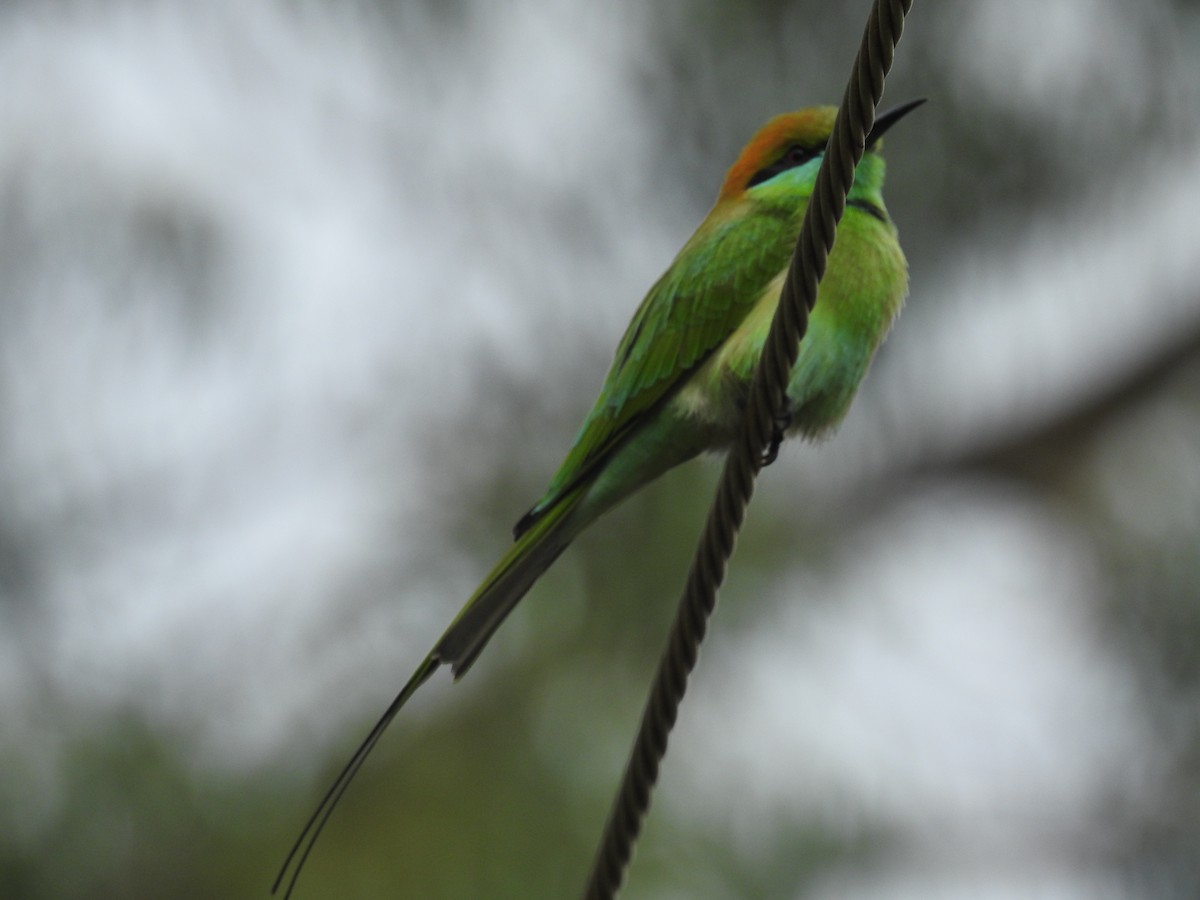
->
582 2 913 897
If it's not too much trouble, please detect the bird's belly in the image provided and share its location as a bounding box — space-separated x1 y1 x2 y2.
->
672 221 905 441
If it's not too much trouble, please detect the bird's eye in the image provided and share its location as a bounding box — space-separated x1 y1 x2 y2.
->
746 143 819 189
783 145 813 166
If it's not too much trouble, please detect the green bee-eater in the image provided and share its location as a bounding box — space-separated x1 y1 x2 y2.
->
276 100 922 893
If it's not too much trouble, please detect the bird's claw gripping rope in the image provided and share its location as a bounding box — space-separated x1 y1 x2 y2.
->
761 408 793 467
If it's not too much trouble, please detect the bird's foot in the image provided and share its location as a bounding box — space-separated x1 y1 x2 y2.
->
761 406 793 467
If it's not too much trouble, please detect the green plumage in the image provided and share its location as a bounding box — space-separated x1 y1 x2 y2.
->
442 107 912 673
277 104 919 896
522 204 801 529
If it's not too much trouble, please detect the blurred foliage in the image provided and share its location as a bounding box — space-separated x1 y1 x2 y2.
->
2 0 1199 898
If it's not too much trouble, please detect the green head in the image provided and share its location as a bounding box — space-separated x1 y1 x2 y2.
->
718 99 925 213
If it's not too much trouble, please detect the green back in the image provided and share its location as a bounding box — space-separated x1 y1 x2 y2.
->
524 202 802 524
518 149 893 533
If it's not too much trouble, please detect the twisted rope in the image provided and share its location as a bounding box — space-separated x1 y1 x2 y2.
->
581 2 913 896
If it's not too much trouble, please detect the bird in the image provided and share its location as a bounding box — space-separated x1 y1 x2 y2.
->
274 98 923 897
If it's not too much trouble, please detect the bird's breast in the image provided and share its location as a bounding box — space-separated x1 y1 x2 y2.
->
670 212 906 441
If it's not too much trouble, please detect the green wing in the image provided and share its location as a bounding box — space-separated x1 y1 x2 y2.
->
516 204 799 534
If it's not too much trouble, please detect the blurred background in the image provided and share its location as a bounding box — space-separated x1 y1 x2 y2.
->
1 0 1198 897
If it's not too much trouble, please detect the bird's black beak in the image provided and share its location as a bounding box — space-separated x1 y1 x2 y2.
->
865 98 927 151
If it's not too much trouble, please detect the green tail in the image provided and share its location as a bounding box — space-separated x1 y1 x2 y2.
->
433 482 585 677
273 485 585 898
273 655 439 899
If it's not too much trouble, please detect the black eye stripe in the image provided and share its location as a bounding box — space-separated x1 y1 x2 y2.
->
746 143 820 189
